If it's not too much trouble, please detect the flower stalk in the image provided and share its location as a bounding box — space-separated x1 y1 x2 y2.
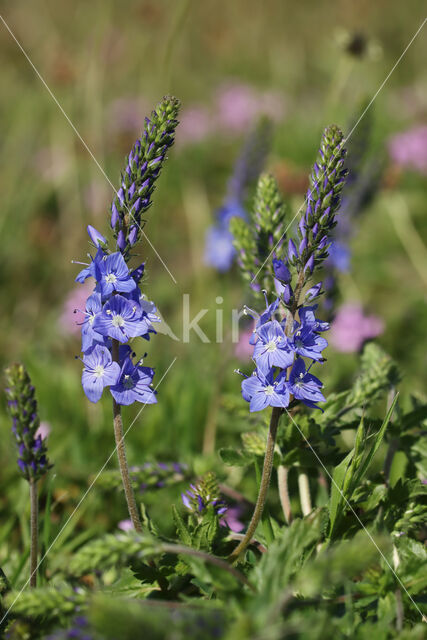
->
29 478 38 587
229 406 282 563
111 339 143 533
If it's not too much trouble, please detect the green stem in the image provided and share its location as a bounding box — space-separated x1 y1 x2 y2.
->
29 478 38 587
229 407 281 563
112 339 143 533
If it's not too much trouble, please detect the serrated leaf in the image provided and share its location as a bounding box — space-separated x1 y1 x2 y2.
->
219 447 251 467
172 505 192 547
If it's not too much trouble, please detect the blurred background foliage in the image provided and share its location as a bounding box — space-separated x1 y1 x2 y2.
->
0 0 426 550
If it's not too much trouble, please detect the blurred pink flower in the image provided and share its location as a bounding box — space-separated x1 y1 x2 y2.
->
59 281 94 336
330 303 384 353
215 83 285 133
234 327 255 361
34 146 70 182
388 125 427 175
118 519 134 532
176 106 212 147
36 421 51 440
107 97 149 134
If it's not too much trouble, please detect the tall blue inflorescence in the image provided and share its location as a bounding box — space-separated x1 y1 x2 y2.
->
5 364 50 481
237 125 348 412
74 96 180 405
110 96 180 258
204 118 272 272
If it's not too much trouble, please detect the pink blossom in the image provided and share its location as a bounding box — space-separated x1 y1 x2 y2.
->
215 83 285 133
234 327 255 361
107 97 149 134
36 421 51 440
388 125 427 175
59 281 94 335
330 303 384 353
33 146 70 182
118 519 134 532
176 106 212 147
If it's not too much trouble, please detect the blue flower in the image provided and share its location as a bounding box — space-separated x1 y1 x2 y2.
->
290 325 328 361
80 292 105 353
204 226 236 272
241 368 290 412
93 295 152 343
246 295 280 345
96 251 137 298
75 247 104 284
299 305 330 332
253 320 294 371
327 240 351 273
81 345 120 403
288 358 325 409
110 357 157 406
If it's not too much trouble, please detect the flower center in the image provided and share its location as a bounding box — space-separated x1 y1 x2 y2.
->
94 365 105 378
299 372 304 379
266 340 277 352
89 315 95 325
106 273 117 284
112 314 125 327
123 374 134 390
265 385 275 395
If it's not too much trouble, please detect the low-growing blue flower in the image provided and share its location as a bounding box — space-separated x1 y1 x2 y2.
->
290 325 328 361
110 357 157 406
80 292 105 353
299 305 330 332
81 345 120 403
253 320 294 371
93 295 152 343
241 368 290 412
204 226 236 272
288 358 325 409
96 251 137 298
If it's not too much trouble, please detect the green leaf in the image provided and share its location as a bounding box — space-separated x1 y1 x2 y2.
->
172 505 192 547
328 449 354 537
219 447 251 467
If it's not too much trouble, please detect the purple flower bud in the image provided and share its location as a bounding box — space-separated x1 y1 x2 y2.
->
273 258 291 283
299 237 307 255
304 255 314 273
117 187 125 206
287 238 298 260
318 236 328 250
111 202 119 228
87 225 106 248
282 283 293 304
128 182 136 199
306 281 322 300
312 222 319 238
128 226 138 246
116 230 126 252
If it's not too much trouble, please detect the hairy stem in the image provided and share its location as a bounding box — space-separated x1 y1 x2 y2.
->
229 407 281 563
298 472 312 516
278 465 292 524
112 339 143 533
29 478 38 587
